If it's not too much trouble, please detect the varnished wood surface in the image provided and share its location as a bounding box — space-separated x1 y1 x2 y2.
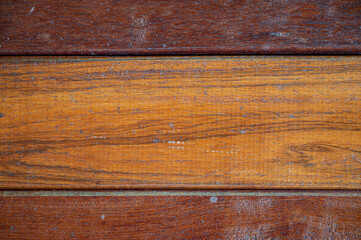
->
0 56 361 189
1 0 360 55
1 192 361 239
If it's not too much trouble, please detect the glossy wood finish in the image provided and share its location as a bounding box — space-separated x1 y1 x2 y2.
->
1 56 361 189
1 0 360 55
1 193 361 239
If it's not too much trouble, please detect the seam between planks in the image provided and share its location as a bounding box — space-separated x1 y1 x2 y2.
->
2 190 361 197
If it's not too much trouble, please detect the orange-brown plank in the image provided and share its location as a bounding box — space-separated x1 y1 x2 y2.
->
0 0 360 55
0 56 361 189
1 192 361 239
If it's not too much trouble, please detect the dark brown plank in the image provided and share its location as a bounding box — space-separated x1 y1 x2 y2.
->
1 56 361 190
0 0 360 55
1 191 361 239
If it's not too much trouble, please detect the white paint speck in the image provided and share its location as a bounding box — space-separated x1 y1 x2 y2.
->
210 196 218 203
92 136 107 139
29 7 35 15
101 215 105 220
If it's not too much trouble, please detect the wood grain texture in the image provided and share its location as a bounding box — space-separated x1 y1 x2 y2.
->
1 56 361 189
1 0 360 55
1 194 361 239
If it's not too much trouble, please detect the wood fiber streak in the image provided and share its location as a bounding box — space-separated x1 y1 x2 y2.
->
0 0 360 55
0 196 361 239
0 56 361 189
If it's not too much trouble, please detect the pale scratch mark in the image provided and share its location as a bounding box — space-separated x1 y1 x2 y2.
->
29 7 35 15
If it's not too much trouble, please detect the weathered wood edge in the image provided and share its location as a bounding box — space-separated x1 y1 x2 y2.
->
2 190 361 197
1 55 360 62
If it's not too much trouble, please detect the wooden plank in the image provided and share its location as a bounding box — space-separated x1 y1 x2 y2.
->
1 192 361 239
0 0 360 55
0 56 361 189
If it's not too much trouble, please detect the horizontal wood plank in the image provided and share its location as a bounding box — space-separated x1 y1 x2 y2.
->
0 56 361 189
0 0 360 55
1 192 361 239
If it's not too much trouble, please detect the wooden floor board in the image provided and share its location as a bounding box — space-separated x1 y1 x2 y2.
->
0 56 360 189
1 192 361 239
0 0 360 55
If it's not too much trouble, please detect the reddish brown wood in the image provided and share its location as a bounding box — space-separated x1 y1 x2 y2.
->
0 0 360 55
1 193 361 239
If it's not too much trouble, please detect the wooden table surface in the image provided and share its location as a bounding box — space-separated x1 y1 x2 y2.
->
0 1 360 239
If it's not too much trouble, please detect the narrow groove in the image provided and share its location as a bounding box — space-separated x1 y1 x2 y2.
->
2 190 361 197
